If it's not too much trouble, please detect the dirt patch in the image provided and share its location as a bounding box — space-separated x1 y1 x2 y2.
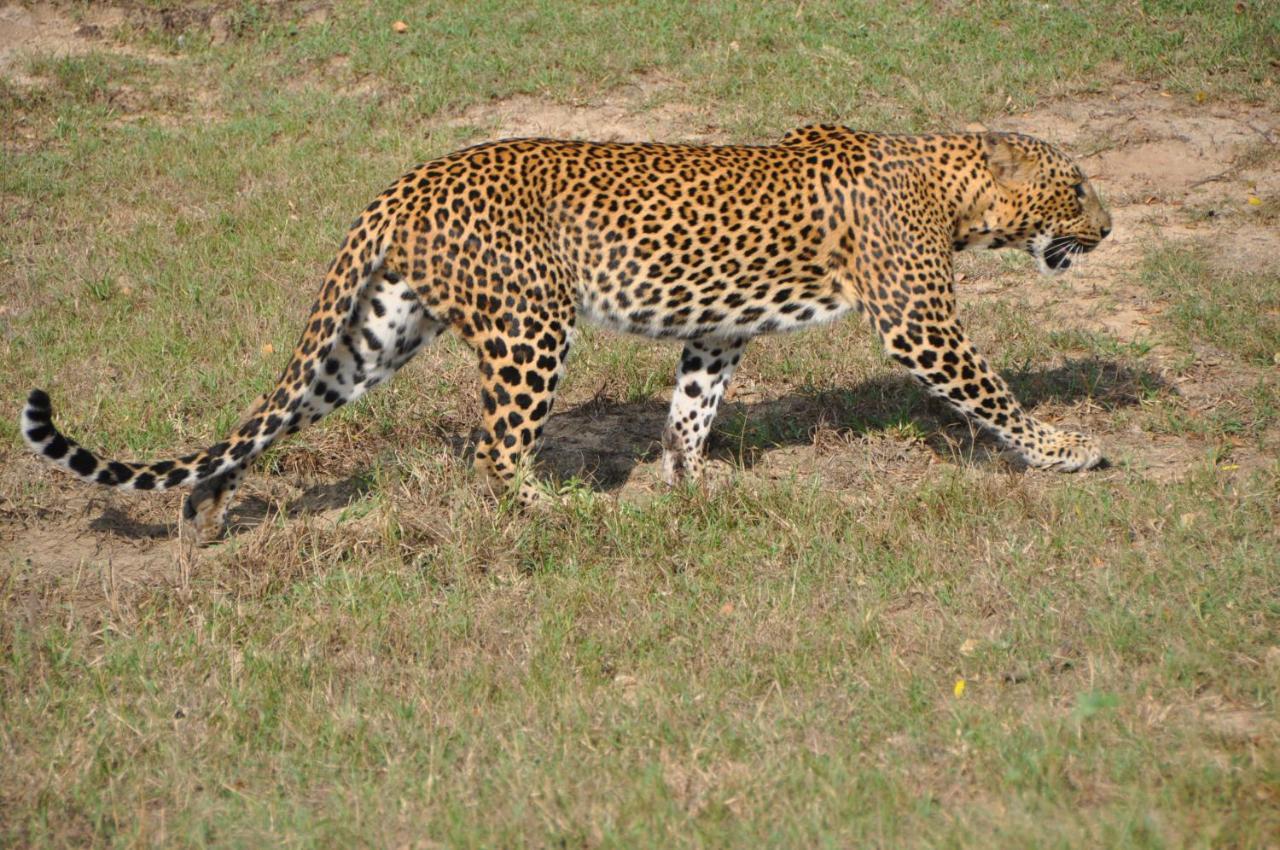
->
1193 694 1277 745
996 83 1277 195
0 0 331 69
0 447 382 601
447 73 724 144
0 3 154 82
0 2 234 134
1 453 187 606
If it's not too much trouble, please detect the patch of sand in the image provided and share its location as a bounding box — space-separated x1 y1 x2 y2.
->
446 73 724 144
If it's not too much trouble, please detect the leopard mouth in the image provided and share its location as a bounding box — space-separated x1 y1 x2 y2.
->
1043 237 1081 270
1031 234 1098 275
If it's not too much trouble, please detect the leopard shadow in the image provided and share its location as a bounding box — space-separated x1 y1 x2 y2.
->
89 472 375 541
87 357 1165 539
538 356 1168 489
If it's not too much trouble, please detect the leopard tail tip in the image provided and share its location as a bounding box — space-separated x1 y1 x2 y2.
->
21 388 59 453
21 389 145 488
27 388 52 412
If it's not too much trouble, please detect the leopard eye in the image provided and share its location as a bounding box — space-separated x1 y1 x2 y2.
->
1073 183 1086 199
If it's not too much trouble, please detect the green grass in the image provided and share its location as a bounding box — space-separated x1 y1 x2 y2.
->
1141 246 1280 367
199 0 1280 135
2 1 1278 847
3 464 1277 846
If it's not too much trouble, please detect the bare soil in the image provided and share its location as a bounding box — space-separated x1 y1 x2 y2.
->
0 2 145 80
446 72 723 145
2 2 1277 599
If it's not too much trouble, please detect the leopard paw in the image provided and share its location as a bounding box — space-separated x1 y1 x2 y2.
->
1017 429 1105 472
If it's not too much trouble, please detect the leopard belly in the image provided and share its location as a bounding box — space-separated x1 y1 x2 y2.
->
574 267 854 340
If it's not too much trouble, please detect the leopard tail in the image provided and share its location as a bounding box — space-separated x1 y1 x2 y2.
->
20 213 392 491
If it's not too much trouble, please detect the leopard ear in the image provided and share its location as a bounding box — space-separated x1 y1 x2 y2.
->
982 133 1036 187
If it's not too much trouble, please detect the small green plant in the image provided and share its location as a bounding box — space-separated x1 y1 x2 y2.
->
83 276 115 302
1073 690 1120 725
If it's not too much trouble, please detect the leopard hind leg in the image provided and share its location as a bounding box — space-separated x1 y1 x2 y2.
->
182 269 444 544
290 269 445 431
662 337 747 486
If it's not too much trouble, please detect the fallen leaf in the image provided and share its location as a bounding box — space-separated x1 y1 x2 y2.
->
1194 90 1207 104
959 638 979 656
260 343 275 356
392 20 408 33
720 601 734 615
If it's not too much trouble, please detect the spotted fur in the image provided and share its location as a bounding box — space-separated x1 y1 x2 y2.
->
21 128 1112 542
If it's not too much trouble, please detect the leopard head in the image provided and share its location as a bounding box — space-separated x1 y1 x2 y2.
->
959 132 1112 275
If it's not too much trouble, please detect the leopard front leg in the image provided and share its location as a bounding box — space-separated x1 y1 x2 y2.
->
662 337 747 486
878 319 1103 471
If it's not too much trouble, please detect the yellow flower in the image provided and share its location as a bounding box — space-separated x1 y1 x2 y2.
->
954 678 966 698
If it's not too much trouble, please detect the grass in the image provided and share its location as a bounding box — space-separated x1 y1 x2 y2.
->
170 0 1280 136
1140 246 1280 368
4 463 1277 846
2 1 1278 847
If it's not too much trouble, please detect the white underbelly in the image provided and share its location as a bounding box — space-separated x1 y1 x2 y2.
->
576 286 852 340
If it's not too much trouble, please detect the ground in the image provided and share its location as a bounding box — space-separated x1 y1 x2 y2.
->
1 2 1277 847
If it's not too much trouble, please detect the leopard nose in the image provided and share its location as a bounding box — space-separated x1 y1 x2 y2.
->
1100 226 1111 239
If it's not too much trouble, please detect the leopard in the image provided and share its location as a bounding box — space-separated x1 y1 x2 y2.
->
21 127 1112 543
